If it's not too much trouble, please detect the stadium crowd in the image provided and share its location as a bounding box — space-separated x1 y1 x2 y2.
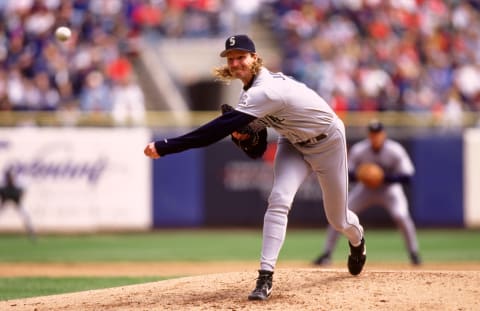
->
263 0 480 122
0 0 239 124
1 0 479 128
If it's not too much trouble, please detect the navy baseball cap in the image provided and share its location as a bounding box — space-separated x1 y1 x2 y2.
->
220 35 256 57
367 120 384 132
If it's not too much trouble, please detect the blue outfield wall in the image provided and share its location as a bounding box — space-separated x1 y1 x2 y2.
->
410 134 464 227
151 132 467 228
152 146 204 227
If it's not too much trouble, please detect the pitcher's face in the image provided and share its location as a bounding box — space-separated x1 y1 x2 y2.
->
225 50 257 84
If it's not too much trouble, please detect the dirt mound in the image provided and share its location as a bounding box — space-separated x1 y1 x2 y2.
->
2 268 479 311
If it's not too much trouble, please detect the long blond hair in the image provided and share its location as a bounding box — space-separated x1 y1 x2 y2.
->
212 55 264 84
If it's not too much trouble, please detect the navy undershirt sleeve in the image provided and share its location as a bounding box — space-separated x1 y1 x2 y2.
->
154 110 257 156
384 173 411 184
348 170 357 182
349 170 411 184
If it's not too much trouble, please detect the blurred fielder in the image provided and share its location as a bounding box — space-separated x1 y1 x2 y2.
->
0 169 36 241
314 120 421 266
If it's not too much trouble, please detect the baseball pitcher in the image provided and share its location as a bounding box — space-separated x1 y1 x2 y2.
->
144 34 366 301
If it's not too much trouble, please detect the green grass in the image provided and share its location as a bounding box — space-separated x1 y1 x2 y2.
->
0 230 263 262
282 228 480 263
0 277 166 300
0 228 479 300
1 229 479 262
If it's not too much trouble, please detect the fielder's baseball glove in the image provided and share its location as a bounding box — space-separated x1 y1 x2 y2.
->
356 163 384 188
221 104 268 159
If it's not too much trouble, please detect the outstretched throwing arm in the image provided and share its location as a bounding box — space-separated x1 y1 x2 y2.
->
143 109 256 159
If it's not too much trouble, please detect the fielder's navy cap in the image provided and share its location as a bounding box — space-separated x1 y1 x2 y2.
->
220 34 256 57
368 120 384 132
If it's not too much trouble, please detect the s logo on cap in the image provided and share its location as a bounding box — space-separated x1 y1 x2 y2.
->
220 34 256 57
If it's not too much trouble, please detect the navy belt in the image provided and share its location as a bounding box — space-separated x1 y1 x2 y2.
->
296 133 328 146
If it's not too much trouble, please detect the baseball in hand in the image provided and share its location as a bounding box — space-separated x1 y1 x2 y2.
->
55 26 71 42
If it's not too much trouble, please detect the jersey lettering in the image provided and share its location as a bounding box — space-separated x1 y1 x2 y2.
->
270 72 286 80
268 71 299 83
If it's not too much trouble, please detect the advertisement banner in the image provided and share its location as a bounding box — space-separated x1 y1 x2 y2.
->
0 128 151 232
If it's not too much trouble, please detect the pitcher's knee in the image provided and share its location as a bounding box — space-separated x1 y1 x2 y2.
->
268 190 294 209
329 221 349 233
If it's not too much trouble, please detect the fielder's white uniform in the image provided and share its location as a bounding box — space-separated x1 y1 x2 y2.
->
320 137 420 261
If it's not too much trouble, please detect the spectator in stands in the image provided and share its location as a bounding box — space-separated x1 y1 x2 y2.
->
80 70 112 113
264 0 480 115
0 0 237 123
0 0 145 118
32 71 60 111
7 69 28 111
229 0 261 33
0 69 11 111
441 87 465 130
111 73 146 126
3 0 479 119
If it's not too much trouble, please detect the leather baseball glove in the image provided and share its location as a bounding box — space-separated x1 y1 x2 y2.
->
221 104 268 159
356 163 384 188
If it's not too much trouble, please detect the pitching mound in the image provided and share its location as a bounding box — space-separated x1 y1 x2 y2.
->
2 267 479 311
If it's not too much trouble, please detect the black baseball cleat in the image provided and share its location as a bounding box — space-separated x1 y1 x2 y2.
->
313 252 332 266
248 270 273 301
410 252 422 266
348 237 366 275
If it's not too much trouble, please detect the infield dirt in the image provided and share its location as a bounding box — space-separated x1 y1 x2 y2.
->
0 262 479 311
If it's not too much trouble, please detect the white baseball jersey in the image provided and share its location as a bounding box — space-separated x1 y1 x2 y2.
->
233 67 363 271
153 65 365 272
349 138 415 185
236 68 336 143
319 137 420 259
